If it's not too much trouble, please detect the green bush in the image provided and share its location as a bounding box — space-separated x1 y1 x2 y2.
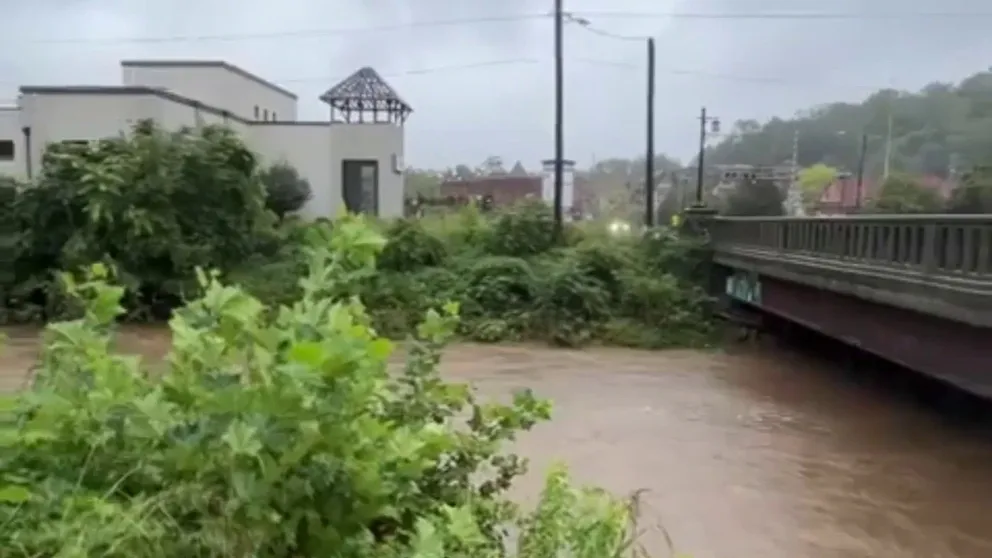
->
1 122 717 350
484 199 560 257
458 256 540 342
260 161 312 218
534 258 612 347
378 218 447 272
3 120 278 323
0 219 650 557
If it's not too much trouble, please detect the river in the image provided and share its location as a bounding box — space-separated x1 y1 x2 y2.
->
2 327 991 557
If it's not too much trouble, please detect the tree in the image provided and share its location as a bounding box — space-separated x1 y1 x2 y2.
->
579 155 683 220
404 168 443 198
866 174 943 214
260 162 312 218
702 68 992 179
478 155 506 175
723 177 785 216
947 166 992 213
452 164 476 180
656 185 684 226
798 163 839 207
6 121 277 321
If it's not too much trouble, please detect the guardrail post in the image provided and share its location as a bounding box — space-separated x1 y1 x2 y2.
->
922 222 937 274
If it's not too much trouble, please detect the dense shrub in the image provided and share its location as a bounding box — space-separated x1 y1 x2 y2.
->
458 256 540 342
534 258 612 347
2 121 278 323
1 122 717 350
0 221 649 557
484 199 560 257
378 218 447 272
260 161 312 218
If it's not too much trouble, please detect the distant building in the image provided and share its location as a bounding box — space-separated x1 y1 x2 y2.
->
0 59 408 218
439 175 541 207
438 160 595 215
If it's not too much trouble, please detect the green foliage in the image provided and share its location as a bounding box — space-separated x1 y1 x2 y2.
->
0 222 656 557
404 168 443 198
704 69 992 179
865 174 943 214
378 219 448 272
484 200 560 257
260 161 312 218
1 123 716 351
947 167 992 213
3 120 278 324
723 178 785 217
797 163 839 206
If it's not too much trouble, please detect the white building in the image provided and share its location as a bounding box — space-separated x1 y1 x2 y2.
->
0 59 411 218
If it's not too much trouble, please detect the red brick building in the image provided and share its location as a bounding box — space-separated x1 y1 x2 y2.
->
439 175 541 207
438 174 596 214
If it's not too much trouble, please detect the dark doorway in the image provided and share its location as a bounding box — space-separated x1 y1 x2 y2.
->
342 159 379 215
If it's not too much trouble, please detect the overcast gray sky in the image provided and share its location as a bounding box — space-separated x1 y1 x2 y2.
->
2 0 991 169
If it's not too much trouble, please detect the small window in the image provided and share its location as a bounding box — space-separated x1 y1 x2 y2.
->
263 109 269 121
0 140 14 160
254 105 260 119
272 112 277 122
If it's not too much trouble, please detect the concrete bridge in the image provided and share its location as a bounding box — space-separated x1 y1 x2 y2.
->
703 214 992 398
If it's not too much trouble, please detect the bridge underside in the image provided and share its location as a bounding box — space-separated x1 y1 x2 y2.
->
726 270 991 398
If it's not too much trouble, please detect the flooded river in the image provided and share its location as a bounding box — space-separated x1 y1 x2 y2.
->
2 327 991 557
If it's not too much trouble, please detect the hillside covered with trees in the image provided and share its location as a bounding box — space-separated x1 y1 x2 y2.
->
704 69 992 179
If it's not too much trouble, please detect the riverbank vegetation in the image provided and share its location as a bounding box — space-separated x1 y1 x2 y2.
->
0 121 716 349
0 221 663 557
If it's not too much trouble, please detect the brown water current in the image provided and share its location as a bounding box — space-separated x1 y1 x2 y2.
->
2 327 991 557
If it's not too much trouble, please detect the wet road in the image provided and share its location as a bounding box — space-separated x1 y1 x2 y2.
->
2 328 991 557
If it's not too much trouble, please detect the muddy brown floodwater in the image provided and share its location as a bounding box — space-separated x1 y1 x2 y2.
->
2 326 992 557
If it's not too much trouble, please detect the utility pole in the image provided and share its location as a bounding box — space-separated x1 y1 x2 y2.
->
855 133 868 210
882 109 893 179
553 0 565 231
644 37 656 227
695 107 719 205
785 129 805 216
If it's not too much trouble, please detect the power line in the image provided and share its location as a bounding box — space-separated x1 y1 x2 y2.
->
0 57 937 93
6 14 548 46
6 10 992 46
572 10 992 21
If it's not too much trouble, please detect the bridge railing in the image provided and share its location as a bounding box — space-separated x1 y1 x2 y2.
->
709 215 992 277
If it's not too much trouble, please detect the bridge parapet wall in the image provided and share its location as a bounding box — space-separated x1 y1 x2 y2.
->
709 215 992 327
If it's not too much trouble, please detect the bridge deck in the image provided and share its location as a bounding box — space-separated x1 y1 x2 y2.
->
709 215 992 328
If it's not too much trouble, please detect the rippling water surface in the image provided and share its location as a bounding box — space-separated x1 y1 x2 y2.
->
3 327 991 557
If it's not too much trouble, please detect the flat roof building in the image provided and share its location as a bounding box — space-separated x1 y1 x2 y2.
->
0 59 411 218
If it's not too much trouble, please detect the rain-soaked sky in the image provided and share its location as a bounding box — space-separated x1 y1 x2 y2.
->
3 0 991 168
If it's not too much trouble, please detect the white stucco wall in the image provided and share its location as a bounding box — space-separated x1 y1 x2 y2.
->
0 107 24 179
249 124 337 219
329 123 405 218
14 83 404 221
17 90 164 179
121 62 297 123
